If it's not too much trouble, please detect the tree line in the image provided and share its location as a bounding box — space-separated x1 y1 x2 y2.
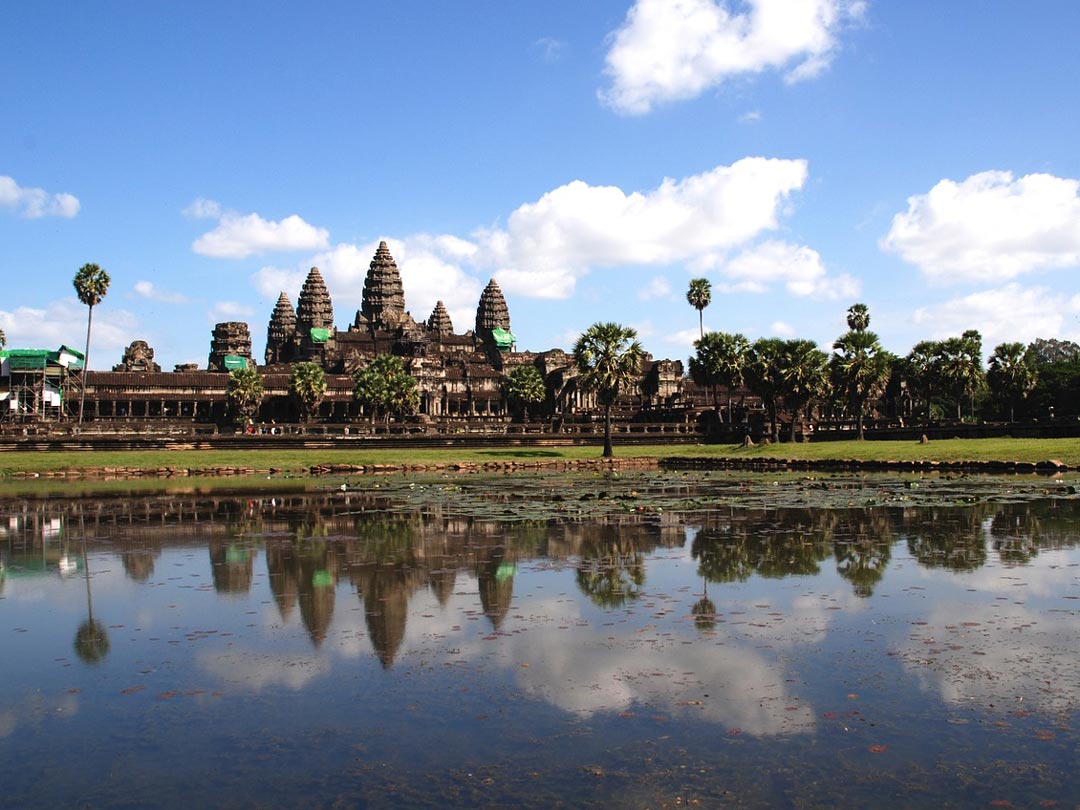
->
685 277 1078 441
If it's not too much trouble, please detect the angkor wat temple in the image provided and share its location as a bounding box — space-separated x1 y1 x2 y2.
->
2 242 687 427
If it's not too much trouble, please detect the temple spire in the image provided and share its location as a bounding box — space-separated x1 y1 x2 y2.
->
427 300 454 336
265 291 297 365
296 267 333 332
360 241 406 331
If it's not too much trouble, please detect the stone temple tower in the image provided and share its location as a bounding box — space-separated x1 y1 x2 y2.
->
427 300 454 336
295 267 334 361
265 292 297 365
475 279 513 350
358 241 406 331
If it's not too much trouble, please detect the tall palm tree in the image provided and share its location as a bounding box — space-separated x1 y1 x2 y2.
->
686 278 712 338
290 361 327 422
831 306 893 440
573 322 645 458
987 342 1038 422
904 340 941 420
746 337 785 442
846 302 871 332
937 331 985 419
353 354 420 426
72 263 110 423
778 339 829 442
690 331 750 418
503 364 546 421
225 364 265 426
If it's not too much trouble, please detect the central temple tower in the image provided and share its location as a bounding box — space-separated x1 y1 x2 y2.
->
357 240 406 331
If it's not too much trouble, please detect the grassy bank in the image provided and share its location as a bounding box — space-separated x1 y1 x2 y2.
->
2 437 1080 476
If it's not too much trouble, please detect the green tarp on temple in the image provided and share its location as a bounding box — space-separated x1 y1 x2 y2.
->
491 328 515 351
223 355 248 371
310 327 331 343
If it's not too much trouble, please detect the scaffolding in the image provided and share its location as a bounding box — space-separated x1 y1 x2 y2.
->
0 346 84 423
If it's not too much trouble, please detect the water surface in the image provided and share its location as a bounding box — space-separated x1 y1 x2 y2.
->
2 471 1079 808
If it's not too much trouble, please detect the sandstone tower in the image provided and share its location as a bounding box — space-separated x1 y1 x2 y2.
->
357 241 406 331
427 300 454 336
265 292 297 365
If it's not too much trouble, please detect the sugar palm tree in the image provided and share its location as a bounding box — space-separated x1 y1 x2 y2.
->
290 361 327 422
353 354 420 426
686 278 712 339
225 364 265 426
689 331 749 418
503 364 546 421
777 339 829 442
832 307 893 440
573 322 645 458
846 302 870 332
746 337 785 442
73 263 110 423
987 342 1038 422
937 330 985 419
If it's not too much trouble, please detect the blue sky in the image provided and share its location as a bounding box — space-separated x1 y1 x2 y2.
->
3 1 1080 370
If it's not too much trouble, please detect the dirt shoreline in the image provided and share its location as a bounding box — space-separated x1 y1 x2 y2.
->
5 454 1073 480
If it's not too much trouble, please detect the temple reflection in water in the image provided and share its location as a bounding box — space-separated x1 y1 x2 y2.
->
4 480 1079 668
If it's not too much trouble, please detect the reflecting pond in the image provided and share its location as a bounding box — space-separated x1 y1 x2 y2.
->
2 471 1080 808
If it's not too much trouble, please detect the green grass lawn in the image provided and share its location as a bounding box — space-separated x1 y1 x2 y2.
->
2 437 1079 476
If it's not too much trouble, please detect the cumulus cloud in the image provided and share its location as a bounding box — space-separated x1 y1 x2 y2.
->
182 197 222 219
770 320 796 337
663 327 704 350
133 281 190 304
474 158 810 298
600 0 866 115
911 283 1080 347
0 300 137 364
251 159 832 326
0 175 80 218
209 301 255 322
882 171 1080 283
191 204 330 259
714 240 859 299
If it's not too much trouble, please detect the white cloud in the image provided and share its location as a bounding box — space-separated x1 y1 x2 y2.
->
209 301 255 322
716 240 859 299
738 110 763 124
882 171 1080 283
183 198 222 219
533 37 566 62
248 159 829 330
0 300 137 365
600 0 865 115
911 283 1080 348
192 209 330 259
639 275 673 300
663 327 704 350
133 280 190 304
0 175 80 218
771 320 796 337
475 158 809 298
